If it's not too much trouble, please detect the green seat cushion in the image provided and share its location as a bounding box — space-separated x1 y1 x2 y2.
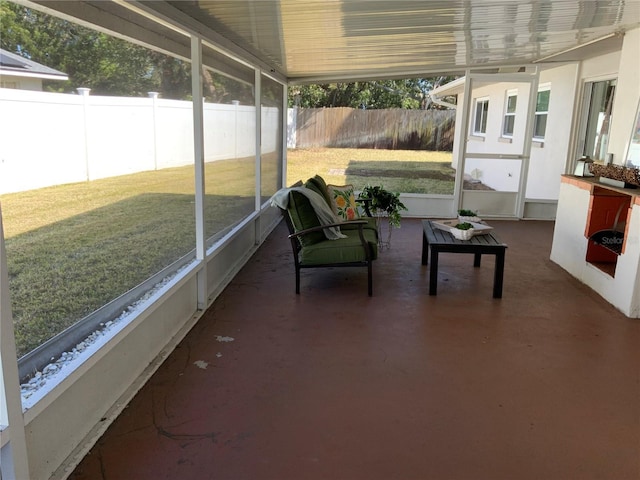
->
299 228 378 265
287 191 324 246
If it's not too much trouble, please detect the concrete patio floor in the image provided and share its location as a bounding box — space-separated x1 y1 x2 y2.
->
69 218 640 480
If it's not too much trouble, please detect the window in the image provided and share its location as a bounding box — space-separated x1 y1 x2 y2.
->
581 79 616 162
260 74 284 204
473 97 489 135
4 28 200 359
202 45 257 248
502 90 517 137
533 88 550 139
626 99 640 167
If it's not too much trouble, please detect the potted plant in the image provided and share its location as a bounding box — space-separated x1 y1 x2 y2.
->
359 185 407 248
458 209 481 223
451 222 475 240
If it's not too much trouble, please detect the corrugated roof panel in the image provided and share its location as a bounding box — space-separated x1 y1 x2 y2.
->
164 0 639 81
31 0 640 83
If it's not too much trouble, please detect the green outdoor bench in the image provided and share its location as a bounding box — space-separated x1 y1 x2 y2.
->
274 175 378 296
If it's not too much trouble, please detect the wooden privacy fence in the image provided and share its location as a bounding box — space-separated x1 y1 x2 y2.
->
293 107 456 151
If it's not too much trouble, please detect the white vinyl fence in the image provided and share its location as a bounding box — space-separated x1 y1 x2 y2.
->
0 89 273 195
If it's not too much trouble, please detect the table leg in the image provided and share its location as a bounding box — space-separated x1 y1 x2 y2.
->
422 231 429 265
493 249 506 298
474 253 481 267
429 248 438 295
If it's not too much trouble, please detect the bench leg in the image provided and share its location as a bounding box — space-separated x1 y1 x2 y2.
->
295 266 300 294
474 253 481 267
367 260 373 297
429 248 439 295
493 250 505 298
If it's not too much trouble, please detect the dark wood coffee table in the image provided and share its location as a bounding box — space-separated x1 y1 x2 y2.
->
421 220 508 298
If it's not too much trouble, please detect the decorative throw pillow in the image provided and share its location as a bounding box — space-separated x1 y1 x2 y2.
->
327 184 360 221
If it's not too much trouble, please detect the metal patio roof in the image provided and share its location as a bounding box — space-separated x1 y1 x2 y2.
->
21 1 640 83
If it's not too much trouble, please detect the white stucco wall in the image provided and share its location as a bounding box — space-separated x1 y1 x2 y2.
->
581 50 621 80
452 80 531 177
550 181 591 274
464 81 532 157
526 64 579 200
608 28 640 167
549 28 640 318
551 178 640 317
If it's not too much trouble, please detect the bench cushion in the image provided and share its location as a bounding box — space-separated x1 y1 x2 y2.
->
287 191 324 246
304 177 377 237
305 175 333 208
299 228 378 265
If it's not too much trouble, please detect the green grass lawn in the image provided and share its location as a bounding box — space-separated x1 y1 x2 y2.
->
287 148 454 194
2 160 255 357
1 148 452 357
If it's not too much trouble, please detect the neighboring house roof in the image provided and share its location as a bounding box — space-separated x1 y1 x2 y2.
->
431 77 467 97
429 77 466 109
0 48 68 81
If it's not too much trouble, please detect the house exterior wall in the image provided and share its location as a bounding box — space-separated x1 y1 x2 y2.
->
451 69 577 200
463 80 533 194
527 64 579 200
607 28 640 166
581 50 621 80
448 26 640 210
0 75 43 91
550 28 640 318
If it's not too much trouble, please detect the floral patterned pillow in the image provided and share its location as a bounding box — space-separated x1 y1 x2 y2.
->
327 184 360 221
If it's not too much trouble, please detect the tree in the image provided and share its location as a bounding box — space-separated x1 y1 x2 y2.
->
0 1 193 98
288 77 457 109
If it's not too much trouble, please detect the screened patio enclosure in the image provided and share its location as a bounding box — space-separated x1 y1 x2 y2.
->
1 1 640 479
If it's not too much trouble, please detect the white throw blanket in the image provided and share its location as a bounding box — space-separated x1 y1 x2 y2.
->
271 187 347 240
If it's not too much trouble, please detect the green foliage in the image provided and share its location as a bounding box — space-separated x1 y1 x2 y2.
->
458 209 478 217
0 1 187 97
359 185 407 228
288 77 457 110
0 1 245 101
455 222 474 230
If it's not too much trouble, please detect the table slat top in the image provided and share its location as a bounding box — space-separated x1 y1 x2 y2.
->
423 220 507 247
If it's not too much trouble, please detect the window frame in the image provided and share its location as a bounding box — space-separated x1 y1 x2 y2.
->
502 89 518 138
579 78 616 162
473 97 490 136
533 86 550 140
